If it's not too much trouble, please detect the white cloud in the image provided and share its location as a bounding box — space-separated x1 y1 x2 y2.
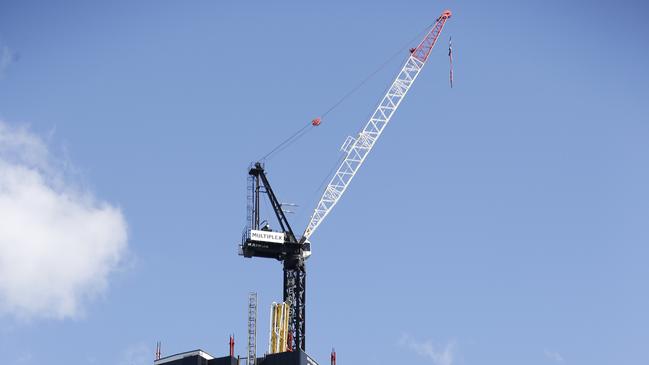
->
545 349 565 363
399 333 456 365
118 343 151 365
14 352 33 364
0 121 128 320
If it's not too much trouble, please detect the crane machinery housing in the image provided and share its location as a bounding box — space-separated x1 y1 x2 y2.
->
239 9 452 355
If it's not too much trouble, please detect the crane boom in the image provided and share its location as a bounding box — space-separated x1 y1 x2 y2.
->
303 10 451 240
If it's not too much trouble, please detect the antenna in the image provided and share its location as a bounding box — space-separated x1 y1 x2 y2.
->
155 341 161 361
281 203 298 214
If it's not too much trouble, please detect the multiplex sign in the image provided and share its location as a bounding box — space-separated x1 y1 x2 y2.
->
250 230 285 244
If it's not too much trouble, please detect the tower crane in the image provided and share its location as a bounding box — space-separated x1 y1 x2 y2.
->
239 9 452 353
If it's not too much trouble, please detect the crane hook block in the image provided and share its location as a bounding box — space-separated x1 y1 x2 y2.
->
312 117 321 126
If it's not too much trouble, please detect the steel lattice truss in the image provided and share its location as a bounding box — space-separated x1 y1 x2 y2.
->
283 263 306 351
248 292 257 365
303 10 450 240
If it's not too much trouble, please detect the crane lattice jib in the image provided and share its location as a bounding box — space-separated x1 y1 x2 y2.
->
303 10 451 240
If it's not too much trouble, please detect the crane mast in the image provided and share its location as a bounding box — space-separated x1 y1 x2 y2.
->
304 10 451 240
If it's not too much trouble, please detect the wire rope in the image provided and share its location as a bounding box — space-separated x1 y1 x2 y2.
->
258 22 434 162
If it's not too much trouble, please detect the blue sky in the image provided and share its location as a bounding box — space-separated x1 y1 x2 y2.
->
0 1 648 364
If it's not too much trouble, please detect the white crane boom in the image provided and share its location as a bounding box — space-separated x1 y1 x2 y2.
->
303 10 451 240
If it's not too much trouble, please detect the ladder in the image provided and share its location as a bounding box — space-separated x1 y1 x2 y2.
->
248 292 257 365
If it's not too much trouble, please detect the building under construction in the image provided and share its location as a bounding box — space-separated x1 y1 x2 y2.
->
154 349 320 365
155 9 452 365
153 292 325 365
